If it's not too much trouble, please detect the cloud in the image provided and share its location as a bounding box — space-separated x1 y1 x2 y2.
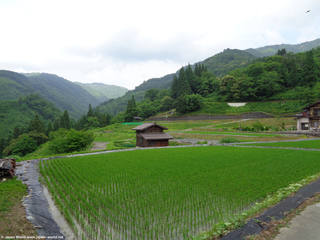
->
0 0 320 90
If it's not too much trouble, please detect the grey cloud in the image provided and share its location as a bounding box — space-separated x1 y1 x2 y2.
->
69 28 208 64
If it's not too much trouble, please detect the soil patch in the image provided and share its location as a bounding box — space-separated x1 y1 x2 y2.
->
0 201 38 238
90 141 108 151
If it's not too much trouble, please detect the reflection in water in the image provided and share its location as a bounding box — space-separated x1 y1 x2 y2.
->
42 185 77 240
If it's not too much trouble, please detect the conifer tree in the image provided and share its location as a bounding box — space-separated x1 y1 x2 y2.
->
170 75 179 99
60 115 66 129
46 122 53 137
63 110 71 130
185 64 196 93
13 125 20 139
194 64 201 77
27 115 46 134
87 104 94 117
124 95 139 122
178 67 191 96
53 118 60 131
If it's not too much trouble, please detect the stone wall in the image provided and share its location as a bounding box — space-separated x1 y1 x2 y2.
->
147 112 274 122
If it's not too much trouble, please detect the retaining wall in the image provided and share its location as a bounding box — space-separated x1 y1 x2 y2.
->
147 112 274 122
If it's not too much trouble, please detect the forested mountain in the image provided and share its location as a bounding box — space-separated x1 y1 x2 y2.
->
99 39 320 118
76 82 128 102
0 70 37 100
202 49 255 78
245 38 320 58
25 73 101 119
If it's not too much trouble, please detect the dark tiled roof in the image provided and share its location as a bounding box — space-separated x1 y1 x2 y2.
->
140 133 174 140
132 122 168 131
302 100 320 109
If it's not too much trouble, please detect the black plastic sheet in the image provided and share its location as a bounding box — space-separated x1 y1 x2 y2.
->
221 177 320 240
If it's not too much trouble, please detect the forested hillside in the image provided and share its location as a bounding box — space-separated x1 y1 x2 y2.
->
0 70 37 100
115 47 320 121
25 73 101 119
0 94 62 138
203 49 255 78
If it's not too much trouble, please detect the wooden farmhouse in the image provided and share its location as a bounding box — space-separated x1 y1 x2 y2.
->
132 123 174 147
295 100 320 130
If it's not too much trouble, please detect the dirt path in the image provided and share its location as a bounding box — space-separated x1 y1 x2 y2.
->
90 141 108 151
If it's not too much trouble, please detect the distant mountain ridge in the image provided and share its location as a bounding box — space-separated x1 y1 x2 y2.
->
129 38 320 92
75 82 128 102
0 70 130 119
245 38 320 58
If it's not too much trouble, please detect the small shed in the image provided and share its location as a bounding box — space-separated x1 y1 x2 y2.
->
133 116 141 122
132 123 174 147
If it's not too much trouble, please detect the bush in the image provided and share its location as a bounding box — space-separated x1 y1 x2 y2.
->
3 134 38 157
48 128 94 154
219 137 239 143
252 121 264 132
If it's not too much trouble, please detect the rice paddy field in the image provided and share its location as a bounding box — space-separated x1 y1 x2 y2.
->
238 139 320 149
40 145 320 240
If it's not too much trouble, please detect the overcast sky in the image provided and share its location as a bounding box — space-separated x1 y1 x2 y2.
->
0 0 319 90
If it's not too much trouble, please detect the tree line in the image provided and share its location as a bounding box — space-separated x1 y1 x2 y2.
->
0 104 113 158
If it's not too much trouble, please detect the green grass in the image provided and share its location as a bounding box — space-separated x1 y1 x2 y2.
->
193 100 308 116
239 139 320 149
0 177 27 213
40 146 320 239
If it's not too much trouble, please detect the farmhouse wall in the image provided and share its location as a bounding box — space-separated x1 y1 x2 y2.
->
147 112 274 122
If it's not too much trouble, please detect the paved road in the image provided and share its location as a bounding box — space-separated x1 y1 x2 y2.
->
274 202 320 240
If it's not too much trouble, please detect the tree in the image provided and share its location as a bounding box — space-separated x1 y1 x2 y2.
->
279 63 288 87
185 64 196 93
60 115 66 129
178 67 191 97
302 50 318 87
27 115 46 134
13 125 20 139
0 138 6 158
87 104 94 117
46 122 53 137
100 113 112 127
171 75 179 99
10 135 37 157
220 75 237 100
252 121 264 132
53 118 60 131
144 88 160 102
63 110 71 130
186 94 202 112
288 59 299 88
87 117 100 129
173 94 187 114
160 96 174 111
124 95 139 122
194 64 201 77
139 99 157 119
49 128 94 154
